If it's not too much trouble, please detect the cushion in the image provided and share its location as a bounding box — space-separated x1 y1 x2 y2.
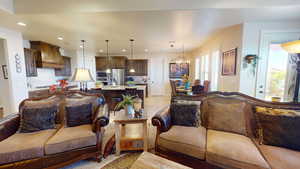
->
201 97 251 136
255 109 300 151
0 129 57 165
20 96 62 123
256 106 300 116
206 130 270 169
45 124 96 155
19 106 57 133
170 104 199 127
157 125 206 159
255 140 300 169
65 103 93 127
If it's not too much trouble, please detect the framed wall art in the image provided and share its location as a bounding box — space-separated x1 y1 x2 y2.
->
222 48 237 76
169 63 189 78
2 65 8 79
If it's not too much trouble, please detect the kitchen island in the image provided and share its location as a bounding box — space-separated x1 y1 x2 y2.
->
90 85 146 112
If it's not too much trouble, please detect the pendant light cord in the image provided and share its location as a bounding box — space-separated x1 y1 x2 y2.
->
106 40 109 69
130 39 134 59
81 40 85 69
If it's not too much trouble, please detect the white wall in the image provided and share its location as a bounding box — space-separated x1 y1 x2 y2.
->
0 0 14 13
0 26 28 116
0 39 11 115
240 21 300 96
191 24 243 92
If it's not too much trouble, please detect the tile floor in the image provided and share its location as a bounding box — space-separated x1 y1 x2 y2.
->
62 96 170 169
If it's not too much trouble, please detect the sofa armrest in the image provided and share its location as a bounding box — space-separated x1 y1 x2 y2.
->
93 104 110 132
0 114 20 141
152 107 172 132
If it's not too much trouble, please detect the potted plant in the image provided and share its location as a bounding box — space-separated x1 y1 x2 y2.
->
115 95 135 115
182 74 190 90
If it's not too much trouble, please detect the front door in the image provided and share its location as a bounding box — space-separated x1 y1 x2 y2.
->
256 32 300 101
149 57 165 96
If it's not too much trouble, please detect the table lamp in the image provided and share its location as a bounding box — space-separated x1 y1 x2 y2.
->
281 40 300 102
71 40 95 91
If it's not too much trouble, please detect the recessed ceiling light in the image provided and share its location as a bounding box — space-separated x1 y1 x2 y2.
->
144 49 149 52
57 37 63 40
122 49 127 52
99 49 104 53
17 22 26 26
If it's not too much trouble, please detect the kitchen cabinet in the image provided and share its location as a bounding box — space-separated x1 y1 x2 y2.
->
24 48 38 77
28 89 50 98
30 41 64 69
96 56 126 70
126 59 148 76
55 56 72 76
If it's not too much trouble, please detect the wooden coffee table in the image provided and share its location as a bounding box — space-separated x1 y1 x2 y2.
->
114 111 148 156
131 152 192 169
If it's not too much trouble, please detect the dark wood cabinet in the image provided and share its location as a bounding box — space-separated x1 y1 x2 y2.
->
126 59 148 76
96 56 126 70
30 41 64 69
55 56 71 76
24 48 38 77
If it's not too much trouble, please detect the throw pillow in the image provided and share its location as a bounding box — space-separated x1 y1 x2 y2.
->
255 108 300 151
65 103 93 127
19 106 57 133
170 102 200 127
203 97 250 136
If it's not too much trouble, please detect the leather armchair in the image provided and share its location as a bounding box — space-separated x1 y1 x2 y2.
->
152 107 172 133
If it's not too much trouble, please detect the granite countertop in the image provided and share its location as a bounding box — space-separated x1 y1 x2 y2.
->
95 85 146 91
28 85 78 92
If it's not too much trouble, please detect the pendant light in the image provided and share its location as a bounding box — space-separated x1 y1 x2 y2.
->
129 39 135 73
71 40 94 91
175 44 190 64
105 40 111 74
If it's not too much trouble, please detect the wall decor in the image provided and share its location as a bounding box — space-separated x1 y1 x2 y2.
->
2 65 8 79
169 63 189 78
15 53 22 73
222 48 237 76
243 54 259 75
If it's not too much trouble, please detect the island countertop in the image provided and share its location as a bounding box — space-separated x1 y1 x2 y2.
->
92 85 146 91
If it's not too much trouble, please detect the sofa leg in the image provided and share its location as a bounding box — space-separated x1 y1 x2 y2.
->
94 155 102 163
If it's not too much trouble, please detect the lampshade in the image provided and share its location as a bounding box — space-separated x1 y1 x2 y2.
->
71 68 94 82
129 68 135 73
281 40 300 54
106 68 111 74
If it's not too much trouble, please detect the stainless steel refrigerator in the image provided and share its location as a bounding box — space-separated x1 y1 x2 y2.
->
111 69 125 85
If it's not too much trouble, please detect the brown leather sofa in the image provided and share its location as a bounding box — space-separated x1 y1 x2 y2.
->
0 91 109 169
152 92 300 169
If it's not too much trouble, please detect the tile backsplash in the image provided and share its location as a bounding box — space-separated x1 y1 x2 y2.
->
27 68 71 88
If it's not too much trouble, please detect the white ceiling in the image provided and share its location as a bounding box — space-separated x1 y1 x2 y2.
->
0 1 299 54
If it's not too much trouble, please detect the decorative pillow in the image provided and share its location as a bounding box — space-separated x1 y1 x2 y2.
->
202 97 250 136
256 106 300 116
170 101 200 127
255 110 300 151
19 106 57 133
20 96 61 123
65 103 93 127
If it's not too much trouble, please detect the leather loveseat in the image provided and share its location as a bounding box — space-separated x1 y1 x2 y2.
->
0 91 109 169
152 92 300 169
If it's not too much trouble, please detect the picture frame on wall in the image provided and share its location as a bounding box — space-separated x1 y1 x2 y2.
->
2 65 8 79
222 48 237 76
169 63 189 78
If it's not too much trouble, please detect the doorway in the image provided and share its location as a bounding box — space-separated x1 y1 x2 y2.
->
256 32 300 101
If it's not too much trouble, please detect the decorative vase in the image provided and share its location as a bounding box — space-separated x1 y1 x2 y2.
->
184 82 190 90
125 105 135 115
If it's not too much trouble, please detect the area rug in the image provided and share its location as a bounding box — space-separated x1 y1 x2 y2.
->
101 153 141 169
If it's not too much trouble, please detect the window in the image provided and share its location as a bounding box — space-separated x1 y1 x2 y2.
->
195 58 200 80
211 51 220 91
200 55 209 83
